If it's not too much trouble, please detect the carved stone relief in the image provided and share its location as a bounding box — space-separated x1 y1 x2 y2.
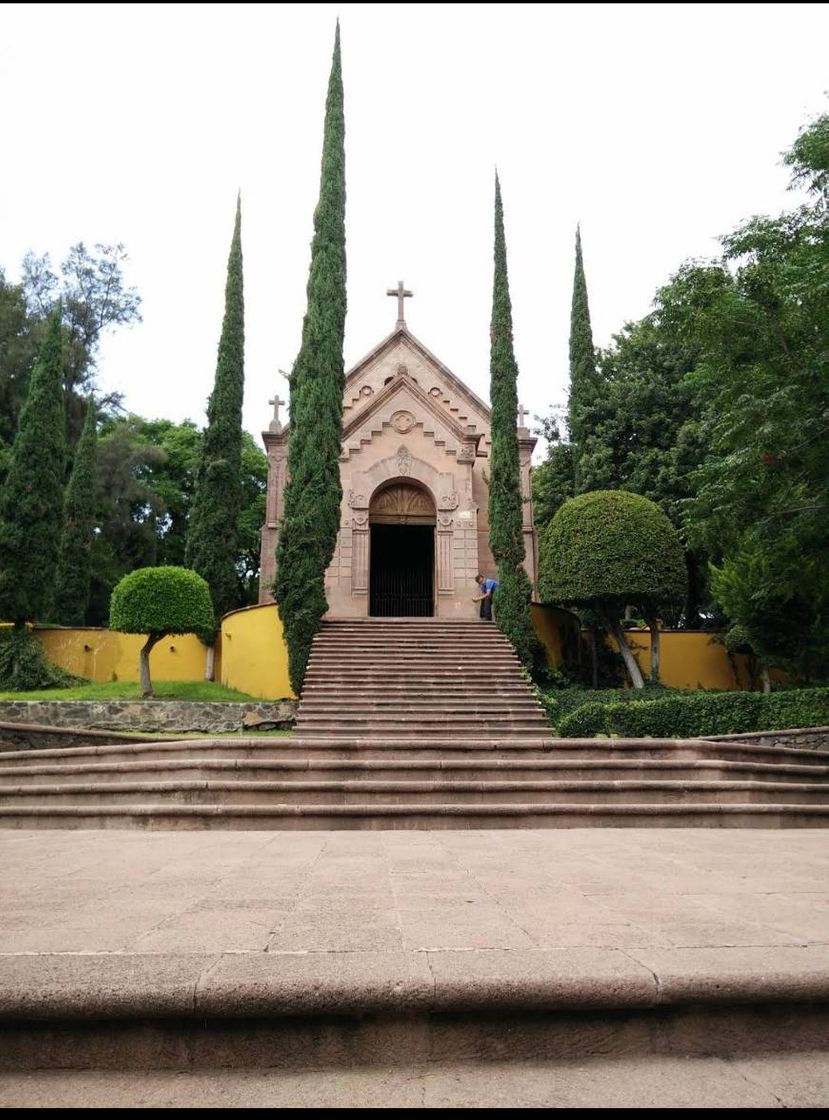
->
397 445 412 475
390 410 416 434
371 484 435 524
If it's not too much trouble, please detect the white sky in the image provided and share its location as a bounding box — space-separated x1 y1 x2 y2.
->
2 3 827 457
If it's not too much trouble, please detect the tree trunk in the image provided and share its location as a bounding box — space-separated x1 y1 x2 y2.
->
608 616 645 689
139 633 164 697
644 612 660 683
761 666 772 694
590 629 598 689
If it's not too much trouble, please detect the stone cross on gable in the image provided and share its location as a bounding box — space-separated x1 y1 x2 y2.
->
517 403 529 429
387 280 413 327
269 393 286 432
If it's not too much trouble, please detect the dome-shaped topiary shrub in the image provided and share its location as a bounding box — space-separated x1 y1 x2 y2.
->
539 490 687 687
109 566 215 696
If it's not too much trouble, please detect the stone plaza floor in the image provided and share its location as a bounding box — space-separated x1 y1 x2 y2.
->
1 828 828 1107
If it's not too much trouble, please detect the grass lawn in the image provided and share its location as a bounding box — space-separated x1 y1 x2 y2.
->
0 680 284 703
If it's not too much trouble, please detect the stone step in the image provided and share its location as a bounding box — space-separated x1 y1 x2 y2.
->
2 756 826 785
2 778 827 808
306 654 517 663
295 711 547 724
4 736 827 767
296 701 545 714
1 802 827 829
302 676 530 688
300 686 534 698
311 645 517 654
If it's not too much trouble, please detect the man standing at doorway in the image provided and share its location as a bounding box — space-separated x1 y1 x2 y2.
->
473 574 499 621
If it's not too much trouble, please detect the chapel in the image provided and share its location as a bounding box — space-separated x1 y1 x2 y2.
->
258 284 538 618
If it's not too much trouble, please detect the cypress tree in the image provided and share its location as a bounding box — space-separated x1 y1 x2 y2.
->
488 174 539 668
54 396 97 625
0 306 66 625
567 226 600 490
185 193 245 621
276 24 347 693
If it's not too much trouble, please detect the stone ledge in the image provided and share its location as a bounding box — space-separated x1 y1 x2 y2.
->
0 700 298 736
1 946 828 1021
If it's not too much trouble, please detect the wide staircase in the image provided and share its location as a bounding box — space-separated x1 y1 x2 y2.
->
0 618 827 828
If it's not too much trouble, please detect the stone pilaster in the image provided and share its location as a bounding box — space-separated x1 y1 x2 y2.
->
258 426 289 604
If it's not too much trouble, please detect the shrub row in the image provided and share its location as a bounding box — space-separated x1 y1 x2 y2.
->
541 685 675 725
557 687 829 739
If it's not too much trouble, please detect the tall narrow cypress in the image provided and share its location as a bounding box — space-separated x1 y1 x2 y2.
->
488 174 539 668
0 306 66 625
185 194 245 621
275 24 347 693
567 226 599 490
54 396 97 625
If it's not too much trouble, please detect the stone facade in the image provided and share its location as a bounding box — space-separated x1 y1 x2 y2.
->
259 321 537 617
0 700 298 735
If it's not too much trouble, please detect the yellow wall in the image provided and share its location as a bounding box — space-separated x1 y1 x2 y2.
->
18 606 293 700
531 605 581 669
609 629 751 691
25 610 758 697
36 627 211 684
530 605 758 691
220 603 295 700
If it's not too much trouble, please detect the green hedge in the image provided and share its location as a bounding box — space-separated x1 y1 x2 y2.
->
558 687 829 738
542 685 674 724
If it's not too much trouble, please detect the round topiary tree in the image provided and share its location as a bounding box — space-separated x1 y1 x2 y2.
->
109 566 214 696
538 490 688 688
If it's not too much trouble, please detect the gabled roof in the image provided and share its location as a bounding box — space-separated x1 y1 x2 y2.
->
345 325 491 421
341 369 483 450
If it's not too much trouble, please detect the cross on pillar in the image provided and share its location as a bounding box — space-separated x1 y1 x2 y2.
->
387 280 413 327
517 403 529 429
269 393 286 431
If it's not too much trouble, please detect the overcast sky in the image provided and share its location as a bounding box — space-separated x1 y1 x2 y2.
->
2 3 827 456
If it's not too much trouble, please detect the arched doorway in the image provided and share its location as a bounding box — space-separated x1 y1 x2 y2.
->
369 482 435 616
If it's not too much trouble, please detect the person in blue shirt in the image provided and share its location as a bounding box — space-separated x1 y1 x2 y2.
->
473 573 499 621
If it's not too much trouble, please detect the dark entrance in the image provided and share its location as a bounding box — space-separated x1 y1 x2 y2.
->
369 524 434 617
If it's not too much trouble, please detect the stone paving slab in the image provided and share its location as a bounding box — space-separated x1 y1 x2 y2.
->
0 829 827 1020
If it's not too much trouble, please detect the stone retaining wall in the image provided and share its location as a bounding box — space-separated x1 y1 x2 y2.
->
703 726 829 750
0 700 298 735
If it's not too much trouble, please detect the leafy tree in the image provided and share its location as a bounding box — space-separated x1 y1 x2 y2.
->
88 416 167 624
109 566 214 696
531 410 574 533
580 298 713 624
487 174 539 668
186 196 245 622
19 242 140 448
54 397 98 625
0 308 66 625
276 24 347 693
86 416 266 625
141 419 203 568
683 111 829 677
539 490 688 687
